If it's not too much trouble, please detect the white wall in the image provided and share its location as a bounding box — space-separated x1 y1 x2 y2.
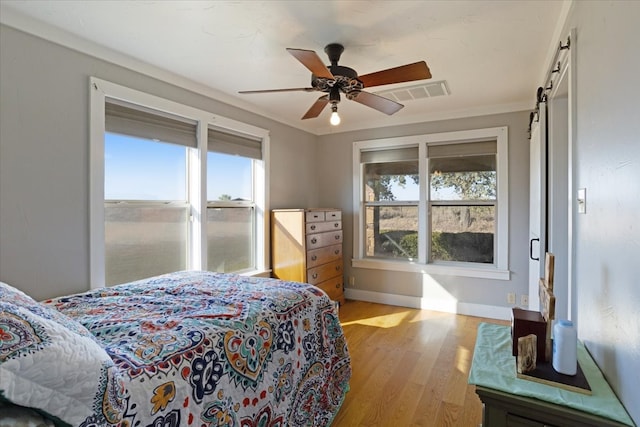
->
317 111 531 318
561 1 640 422
0 25 319 300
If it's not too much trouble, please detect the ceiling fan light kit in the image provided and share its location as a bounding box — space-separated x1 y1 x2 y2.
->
329 85 341 126
330 104 341 126
239 43 432 125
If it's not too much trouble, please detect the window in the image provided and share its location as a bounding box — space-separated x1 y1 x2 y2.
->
428 141 497 264
362 148 419 260
104 132 189 285
90 78 269 288
206 126 263 273
353 127 509 280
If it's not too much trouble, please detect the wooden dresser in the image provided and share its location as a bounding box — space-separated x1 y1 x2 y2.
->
271 209 345 304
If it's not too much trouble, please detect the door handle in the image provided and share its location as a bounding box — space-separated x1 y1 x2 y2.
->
529 238 540 261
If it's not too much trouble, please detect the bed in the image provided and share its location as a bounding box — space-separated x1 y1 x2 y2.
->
0 271 351 427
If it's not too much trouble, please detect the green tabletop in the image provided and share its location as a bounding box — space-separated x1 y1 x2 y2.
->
468 322 634 426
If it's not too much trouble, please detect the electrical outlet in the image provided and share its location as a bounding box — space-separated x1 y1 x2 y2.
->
521 294 529 307
348 276 355 287
507 293 516 305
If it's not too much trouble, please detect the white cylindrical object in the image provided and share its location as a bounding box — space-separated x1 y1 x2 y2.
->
552 319 577 375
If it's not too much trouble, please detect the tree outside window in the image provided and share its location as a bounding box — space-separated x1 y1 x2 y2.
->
360 139 498 265
429 153 497 263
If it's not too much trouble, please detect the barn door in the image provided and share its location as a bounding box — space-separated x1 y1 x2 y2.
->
529 97 547 311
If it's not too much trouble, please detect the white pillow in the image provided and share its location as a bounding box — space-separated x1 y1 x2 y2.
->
0 282 126 426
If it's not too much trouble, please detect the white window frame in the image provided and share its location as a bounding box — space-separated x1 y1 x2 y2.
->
352 127 509 280
90 77 270 288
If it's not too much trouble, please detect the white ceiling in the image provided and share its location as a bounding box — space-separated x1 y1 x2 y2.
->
0 0 569 135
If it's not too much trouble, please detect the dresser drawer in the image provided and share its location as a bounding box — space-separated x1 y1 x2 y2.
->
316 276 344 301
305 210 325 222
306 230 343 249
306 220 341 234
306 244 342 269
325 210 341 221
307 259 343 285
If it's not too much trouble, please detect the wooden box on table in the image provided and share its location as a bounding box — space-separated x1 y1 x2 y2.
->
512 308 548 362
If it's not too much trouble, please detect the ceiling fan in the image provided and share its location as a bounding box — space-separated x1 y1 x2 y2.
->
239 43 432 124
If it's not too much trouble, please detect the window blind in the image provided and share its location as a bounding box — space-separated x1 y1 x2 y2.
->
208 126 262 160
105 99 198 148
427 140 496 158
428 141 497 173
361 147 419 163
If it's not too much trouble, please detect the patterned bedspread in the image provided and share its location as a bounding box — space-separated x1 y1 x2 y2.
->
44 271 351 427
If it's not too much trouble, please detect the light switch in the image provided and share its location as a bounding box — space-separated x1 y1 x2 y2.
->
577 188 586 214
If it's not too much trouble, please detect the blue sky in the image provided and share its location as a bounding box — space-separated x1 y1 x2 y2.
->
105 132 251 201
386 174 462 201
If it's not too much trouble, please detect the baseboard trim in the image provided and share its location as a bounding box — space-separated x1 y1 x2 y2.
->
344 288 512 320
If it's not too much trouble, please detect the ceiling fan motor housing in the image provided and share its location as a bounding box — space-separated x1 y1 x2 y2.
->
311 43 364 98
311 68 363 95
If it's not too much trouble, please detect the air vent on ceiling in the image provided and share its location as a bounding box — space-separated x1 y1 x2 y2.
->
374 80 450 102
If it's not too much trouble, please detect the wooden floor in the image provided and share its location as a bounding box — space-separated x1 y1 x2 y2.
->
332 300 508 427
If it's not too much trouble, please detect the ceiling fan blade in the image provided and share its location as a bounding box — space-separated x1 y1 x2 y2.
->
358 61 432 88
287 48 334 79
302 95 329 120
352 91 404 115
239 87 316 94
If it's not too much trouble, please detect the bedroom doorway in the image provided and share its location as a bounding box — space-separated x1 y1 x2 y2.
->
529 30 576 322
549 30 577 323
547 67 569 322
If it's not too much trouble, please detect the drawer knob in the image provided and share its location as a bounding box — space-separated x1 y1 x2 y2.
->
334 250 340 255
311 255 317 261
311 225 316 230
334 223 339 228
312 273 318 279
336 265 341 271
335 283 340 288
311 238 317 244
334 235 340 240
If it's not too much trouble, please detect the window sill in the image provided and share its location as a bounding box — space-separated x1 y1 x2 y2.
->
351 258 510 280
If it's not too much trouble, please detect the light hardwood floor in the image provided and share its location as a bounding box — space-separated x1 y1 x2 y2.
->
332 300 508 427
